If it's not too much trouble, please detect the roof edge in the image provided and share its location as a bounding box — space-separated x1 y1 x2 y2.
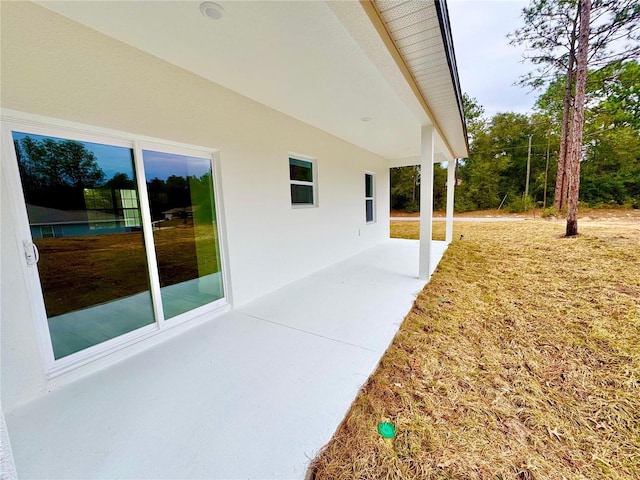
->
433 0 469 157
360 0 458 159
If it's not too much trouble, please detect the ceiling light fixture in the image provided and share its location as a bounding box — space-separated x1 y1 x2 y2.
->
200 2 225 20
361 116 373 122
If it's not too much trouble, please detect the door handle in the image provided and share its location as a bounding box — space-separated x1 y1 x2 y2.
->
23 240 39 266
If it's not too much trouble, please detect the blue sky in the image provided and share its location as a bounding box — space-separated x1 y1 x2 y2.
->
142 150 211 181
448 0 536 118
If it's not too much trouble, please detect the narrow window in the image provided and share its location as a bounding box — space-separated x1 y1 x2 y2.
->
365 173 375 223
289 156 316 207
40 226 55 238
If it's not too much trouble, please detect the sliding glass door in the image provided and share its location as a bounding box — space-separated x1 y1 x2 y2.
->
143 150 224 319
10 128 225 364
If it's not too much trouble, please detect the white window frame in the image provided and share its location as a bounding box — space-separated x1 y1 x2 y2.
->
1 109 232 378
365 171 376 224
289 153 318 208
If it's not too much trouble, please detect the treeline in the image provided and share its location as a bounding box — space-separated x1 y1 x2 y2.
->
390 165 448 212
15 136 122 211
147 174 215 223
392 60 640 213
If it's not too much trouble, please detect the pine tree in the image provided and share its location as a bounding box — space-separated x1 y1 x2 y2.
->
510 0 640 234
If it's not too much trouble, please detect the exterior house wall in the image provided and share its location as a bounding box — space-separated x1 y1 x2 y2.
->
1 3 390 411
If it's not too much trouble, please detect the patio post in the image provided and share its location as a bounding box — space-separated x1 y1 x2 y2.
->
445 158 455 243
419 125 434 279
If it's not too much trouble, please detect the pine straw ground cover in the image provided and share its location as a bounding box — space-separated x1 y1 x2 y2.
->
310 219 640 480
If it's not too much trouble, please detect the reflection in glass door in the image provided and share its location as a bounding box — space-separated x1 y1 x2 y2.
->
143 150 224 319
12 132 155 359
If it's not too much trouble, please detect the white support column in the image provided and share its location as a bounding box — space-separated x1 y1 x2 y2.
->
445 159 456 243
419 125 434 280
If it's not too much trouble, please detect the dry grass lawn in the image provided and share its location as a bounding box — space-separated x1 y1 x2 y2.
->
310 218 640 480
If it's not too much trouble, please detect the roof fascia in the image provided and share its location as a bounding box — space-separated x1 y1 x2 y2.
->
433 0 470 156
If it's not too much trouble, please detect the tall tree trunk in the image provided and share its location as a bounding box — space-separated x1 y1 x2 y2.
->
543 132 550 208
554 5 580 212
554 65 574 211
566 0 591 237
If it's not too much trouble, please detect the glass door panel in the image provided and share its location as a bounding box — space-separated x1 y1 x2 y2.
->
142 150 224 319
12 132 155 359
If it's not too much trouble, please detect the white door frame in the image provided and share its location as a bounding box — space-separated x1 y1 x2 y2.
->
1 109 232 377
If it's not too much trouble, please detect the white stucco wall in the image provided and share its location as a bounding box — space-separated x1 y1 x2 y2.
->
1 3 390 412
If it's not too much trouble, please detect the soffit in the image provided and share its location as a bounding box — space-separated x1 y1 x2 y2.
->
34 1 465 160
373 0 468 158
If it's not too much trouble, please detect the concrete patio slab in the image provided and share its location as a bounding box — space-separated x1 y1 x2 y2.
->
6 239 447 479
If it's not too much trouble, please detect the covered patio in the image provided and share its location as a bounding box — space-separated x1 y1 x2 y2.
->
7 239 447 479
1 1 469 477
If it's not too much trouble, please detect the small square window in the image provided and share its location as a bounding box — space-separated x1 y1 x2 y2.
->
289 156 316 207
365 173 375 223
291 184 314 204
290 158 313 182
41 225 55 238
